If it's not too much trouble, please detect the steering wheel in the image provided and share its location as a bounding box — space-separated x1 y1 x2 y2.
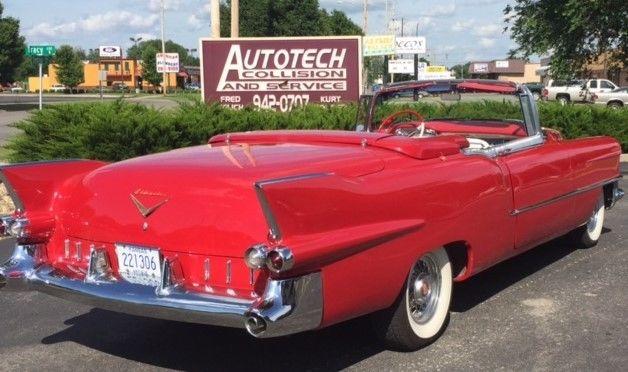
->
378 110 426 135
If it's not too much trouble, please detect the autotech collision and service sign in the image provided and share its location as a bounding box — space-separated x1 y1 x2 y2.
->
200 37 362 111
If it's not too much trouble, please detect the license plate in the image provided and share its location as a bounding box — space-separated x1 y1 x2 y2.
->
115 244 162 287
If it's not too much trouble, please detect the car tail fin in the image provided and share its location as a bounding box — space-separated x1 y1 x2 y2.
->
0 160 106 243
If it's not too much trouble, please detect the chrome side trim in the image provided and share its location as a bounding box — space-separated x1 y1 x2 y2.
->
0 244 324 338
254 173 330 241
511 177 623 216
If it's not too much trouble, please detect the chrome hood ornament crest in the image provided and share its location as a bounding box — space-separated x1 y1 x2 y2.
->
130 189 169 218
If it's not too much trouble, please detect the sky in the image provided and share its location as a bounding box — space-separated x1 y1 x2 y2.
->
3 0 520 67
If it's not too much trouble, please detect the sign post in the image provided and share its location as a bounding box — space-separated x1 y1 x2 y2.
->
25 45 56 110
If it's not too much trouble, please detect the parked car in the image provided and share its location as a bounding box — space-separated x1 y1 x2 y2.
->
50 84 67 93
111 82 130 93
589 87 628 109
523 82 544 100
542 79 585 104
581 79 619 101
0 79 623 351
184 83 201 91
10 85 24 94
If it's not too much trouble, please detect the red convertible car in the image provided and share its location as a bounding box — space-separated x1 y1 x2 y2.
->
0 79 623 350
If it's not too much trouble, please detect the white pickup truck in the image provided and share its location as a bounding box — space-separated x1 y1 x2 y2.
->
543 78 618 105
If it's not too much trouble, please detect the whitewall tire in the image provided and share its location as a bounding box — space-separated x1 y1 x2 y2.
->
373 248 453 351
572 192 605 248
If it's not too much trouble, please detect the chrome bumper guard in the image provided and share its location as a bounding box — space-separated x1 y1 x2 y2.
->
0 245 323 338
605 180 624 209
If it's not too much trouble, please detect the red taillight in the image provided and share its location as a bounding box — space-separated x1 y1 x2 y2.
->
265 247 294 273
542 89 548 97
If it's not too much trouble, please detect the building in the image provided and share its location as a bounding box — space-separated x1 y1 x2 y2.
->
468 59 541 84
27 59 180 92
539 54 627 86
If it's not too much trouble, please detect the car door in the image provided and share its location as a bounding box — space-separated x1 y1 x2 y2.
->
499 140 575 251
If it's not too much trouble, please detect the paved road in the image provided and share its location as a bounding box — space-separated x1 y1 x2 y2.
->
0 177 626 371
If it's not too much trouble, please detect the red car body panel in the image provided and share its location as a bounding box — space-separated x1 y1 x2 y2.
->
0 125 622 333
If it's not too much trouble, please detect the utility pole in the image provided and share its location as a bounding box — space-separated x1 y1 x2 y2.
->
363 0 368 34
231 0 239 37
211 0 220 38
160 0 167 96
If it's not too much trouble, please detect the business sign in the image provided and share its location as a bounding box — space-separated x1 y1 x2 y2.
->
395 36 426 55
200 37 362 111
495 60 509 68
25 45 56 57
388 59 414 74
99 45 121 58
363 35 396 57
417 64 454 80
472 63 489 73
157 53 180 73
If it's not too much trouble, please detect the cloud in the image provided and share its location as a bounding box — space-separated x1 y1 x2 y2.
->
146 0 181 11
479 37 496 47
452 19 475 32
187 3 211 30
474 23 501 37
421 4 456 17
27 11 159 37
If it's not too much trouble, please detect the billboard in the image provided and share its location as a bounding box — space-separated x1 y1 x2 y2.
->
395 37 426 55
99 45 121 58
472 63 489 73
200 37 362 111
388 59 414 74
363 35 396 57
157 53 180 73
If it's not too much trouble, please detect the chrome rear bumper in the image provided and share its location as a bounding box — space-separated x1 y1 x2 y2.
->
0 245 323 338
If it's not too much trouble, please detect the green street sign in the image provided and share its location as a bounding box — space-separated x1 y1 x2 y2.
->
25 45 56 57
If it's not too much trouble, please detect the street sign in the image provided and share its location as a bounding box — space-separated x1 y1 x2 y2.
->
25 45 56 57
157 53 180 73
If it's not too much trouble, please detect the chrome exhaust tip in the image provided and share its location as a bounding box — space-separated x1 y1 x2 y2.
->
244 314 267 337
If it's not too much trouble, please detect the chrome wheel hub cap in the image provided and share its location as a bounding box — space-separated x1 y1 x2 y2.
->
586 199 603 234
408 255 441 324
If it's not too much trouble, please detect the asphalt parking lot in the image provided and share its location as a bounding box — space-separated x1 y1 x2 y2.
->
0 173 626 371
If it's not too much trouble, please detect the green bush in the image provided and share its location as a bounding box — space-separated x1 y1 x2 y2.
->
4 99 627 163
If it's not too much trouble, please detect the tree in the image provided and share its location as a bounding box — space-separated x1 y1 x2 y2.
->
14 56 53 81
450 62 471 79
128 40 198 66
141 45 162 90
219 0 363 37
0 1 26 83
54 45 84 91
320 10 363 36
505 0 628 78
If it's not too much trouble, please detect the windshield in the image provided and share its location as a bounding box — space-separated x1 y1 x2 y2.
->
361 83 527 130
